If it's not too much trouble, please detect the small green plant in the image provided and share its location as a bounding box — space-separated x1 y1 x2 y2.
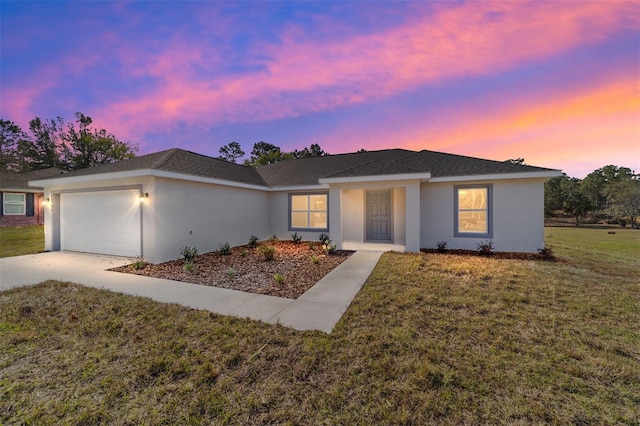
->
322 239 337 255
248 235 259 248
310 255 320 265
131 257 147 270
260 245 276 261
273 273 284 283
537 246 556 261
218 242 231 255
319 233 330 244
477 240 494 255
270 234 279 241
225 268 236 277
180 246 198 263
307 241 316 250
183 262 195 272
436 241 448 252
241 250 249 257
291 232 303 244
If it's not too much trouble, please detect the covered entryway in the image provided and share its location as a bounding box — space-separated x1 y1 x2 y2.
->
366 190 392 241
60 189 141 257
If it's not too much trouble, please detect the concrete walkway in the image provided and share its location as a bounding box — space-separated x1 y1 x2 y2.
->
0 250 383 333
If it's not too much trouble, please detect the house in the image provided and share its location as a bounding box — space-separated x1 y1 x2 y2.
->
29 148 562 263
1 168 65 227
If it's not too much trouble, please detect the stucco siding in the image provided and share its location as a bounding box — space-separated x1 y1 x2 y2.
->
151 177 269 263
420 179 545 252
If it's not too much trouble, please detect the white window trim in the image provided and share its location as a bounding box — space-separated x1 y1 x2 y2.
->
288 192 329 232
3 192 26 216
454 184 493 238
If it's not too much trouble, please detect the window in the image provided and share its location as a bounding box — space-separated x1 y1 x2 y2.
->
289 193 328 231
3 193 26 215
454 185 492 238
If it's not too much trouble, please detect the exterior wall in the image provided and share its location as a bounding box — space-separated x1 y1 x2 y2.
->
341 189 364 242
420 178 545 252
151 177 269 263
268 190 328 242
0 191 44 227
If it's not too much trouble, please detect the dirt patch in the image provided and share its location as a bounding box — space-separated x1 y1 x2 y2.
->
111 240 353 299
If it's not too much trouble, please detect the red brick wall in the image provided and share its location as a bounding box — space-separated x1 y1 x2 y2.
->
0 215 42 227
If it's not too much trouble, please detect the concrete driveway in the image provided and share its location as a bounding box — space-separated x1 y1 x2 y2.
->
0 250 382 333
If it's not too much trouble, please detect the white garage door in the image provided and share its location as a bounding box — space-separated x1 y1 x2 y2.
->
61 189 141 257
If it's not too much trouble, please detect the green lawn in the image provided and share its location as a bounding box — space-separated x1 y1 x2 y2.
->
0 225 44 258
1 228 639 424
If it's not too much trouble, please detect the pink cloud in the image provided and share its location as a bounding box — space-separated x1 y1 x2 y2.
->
83 1 637 141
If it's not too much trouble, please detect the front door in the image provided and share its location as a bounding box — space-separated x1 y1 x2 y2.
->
366 190 392 241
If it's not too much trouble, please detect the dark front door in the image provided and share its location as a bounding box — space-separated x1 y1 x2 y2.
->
366 190 392 241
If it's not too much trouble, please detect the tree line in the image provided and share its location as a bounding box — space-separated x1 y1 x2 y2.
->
1 113 137 172
545 165 639 227
217 141 330 167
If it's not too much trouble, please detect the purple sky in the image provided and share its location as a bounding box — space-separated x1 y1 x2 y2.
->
1 1 639 178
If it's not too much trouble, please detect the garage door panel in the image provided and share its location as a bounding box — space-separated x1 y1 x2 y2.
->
61 190 141 257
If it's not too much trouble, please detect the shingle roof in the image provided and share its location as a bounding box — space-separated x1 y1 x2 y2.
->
0 168 66 191
32 149 268 187
27 147 559 188
256 149 414 186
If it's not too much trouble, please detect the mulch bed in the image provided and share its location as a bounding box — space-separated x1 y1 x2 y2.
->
111 240 353 299
420 248 558 261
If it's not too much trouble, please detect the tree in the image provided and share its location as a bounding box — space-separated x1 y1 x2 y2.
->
218 141 245 163
608 179 640 227
563 188 593 226
244 142 291 167
544 174 567 215
504 158 525 165
21 116 68 171
290 143 328 159
0 119 26 171
64 112 137 170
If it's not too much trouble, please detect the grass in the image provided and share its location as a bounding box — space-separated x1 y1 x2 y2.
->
0 225 44 258
1 228 639 424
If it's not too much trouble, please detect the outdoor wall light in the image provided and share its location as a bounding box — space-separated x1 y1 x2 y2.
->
139 192 149 202
42 197 50 206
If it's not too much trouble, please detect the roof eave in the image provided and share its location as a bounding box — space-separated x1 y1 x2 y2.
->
319 172 431 184
30 169 269 191
428 170 563 183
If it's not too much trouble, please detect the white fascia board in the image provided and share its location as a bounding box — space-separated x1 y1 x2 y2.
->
267 184 329 192
319 172 431 185
1 187 43 193
30 169 270 191
428 170 563 183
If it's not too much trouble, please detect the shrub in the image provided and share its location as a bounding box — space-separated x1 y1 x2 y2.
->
273 273 284 283
183 262 195 272
180 246 198 263
477 240 494 255
322 239 337 255
436 241 448 252
537 246 556 261
241 250 249 257
225 268 236 277
319 233 330 244
291 232 303 244
131 257 147 270
310 255 320 265
248 235 259 248
218 242 231 255
260 245 276 261
307 241 316 250
270 234 279 241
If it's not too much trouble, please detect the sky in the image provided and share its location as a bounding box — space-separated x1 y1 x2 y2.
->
1 1 639 178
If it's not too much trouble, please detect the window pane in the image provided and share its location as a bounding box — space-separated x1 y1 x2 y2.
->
4 204 25 214
291 195 308 211
458 211 487 233
309 194 327 211
5 193 24 202
309 212 327 229
292 212 308 228
459 188 487 210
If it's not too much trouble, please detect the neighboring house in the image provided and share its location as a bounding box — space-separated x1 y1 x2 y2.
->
30 148 561 263
0 168 65 227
